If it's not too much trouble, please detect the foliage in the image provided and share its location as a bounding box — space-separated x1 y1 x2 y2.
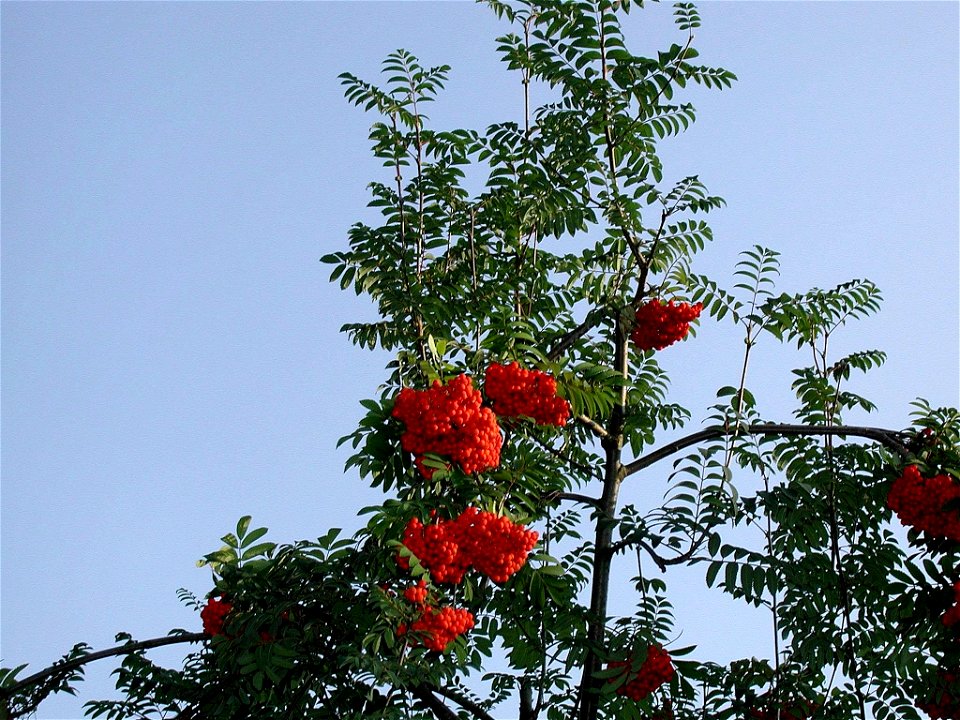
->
2 2 958 720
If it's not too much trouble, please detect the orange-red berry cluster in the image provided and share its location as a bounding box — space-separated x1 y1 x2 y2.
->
467 508 541 583
397 507 539 585
398 604 476 652
943 583 960 628
608 645 675 702
398 515 470 584
398 579 474 652
403 579 429 604
201 596 232 637
484 362 570 426
392 374 502 479
630 299 703 352
887 466 960 541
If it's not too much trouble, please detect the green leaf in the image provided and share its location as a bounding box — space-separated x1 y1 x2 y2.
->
705 560 722 588
241 543 277 561
239 526 269 549
236 516 252 540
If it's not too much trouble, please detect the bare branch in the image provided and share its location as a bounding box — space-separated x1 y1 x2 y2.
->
2 633 206 701
410 687 460 720
623 422 910 477
576 414 609 439
543 490 603 509
412 684 497 720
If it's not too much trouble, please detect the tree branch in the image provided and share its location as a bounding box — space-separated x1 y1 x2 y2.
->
623 422 910 477
412 684 496 720
609 535 668 571
2 633 206 701
543 490 602 508
410 686 460 720
547 308 607 361
576 414 609 439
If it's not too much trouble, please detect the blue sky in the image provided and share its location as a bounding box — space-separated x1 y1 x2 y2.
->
2 2 957 718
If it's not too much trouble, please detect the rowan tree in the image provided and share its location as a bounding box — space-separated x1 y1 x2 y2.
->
3 2 958 719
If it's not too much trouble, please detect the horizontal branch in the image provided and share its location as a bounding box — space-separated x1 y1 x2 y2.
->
3 633 206 700
425 684 496 720
576 414 608 439
410 686 460 720
623 422 911 477
543 490 602 508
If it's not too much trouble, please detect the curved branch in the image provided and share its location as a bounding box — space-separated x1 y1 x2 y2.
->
411 684 496 720
610 535 668 571
410 687 459 720
550 491 602 508
2 633 206 700
623 422 910 477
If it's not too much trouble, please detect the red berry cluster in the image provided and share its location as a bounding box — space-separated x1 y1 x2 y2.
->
397 579 474 652
607 645 676 702
397 507 539 585
398 515 471 584
646 705 675 720
403 579 429 604
398 605 476 652
466 508 541 583
943 583 960 628
201 596 232 637
630 299 703 352
484 362 570 426
392 374 502 479
887 466 960 541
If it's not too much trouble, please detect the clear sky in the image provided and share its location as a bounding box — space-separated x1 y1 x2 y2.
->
2 2 957 718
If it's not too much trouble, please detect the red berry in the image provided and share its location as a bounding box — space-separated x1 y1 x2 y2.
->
201 596 232 637
404 604 475 652
630 299 702 352
403 579 429 605
917 670 960 718
392 375 502 478
397 508 539 585
943 583 960 628
607 645 675 702
887 466 960 541
484 362 570 426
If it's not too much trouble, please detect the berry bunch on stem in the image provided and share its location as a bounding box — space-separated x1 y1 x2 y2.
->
399 605 476 653
943 583 960 628
392 374 502 478
630 299 703 352
607 645 675 703
484 362 570 426
397 507 539 585
200 597 232 637
918 671 960 720
887 465 960 541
